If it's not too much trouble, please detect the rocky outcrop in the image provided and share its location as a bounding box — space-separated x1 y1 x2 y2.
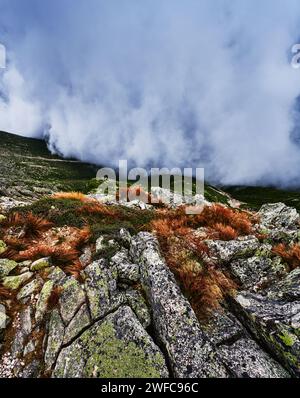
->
131 232 229 378
1 201 300 378
230 272 300 377
53 306 169 378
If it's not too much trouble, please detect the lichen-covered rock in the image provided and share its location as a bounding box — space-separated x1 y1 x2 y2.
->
0 240 7 255
17 279 42 301
231 290 300 377
265 268 300 301
206 236 260 262
53 306 169 378
84 259 120 320
44 309 65 372
203 310 244 346
110 249 140 283
124 289 151 328
259 203 300 230
63 304 91 344
20 359 41 378
95 236 106 254
119 228 132 246
58 277 86 325
11 307 32 357
30 257 52 272
2 272 33 290
130 232 229 378
218 338 290 378
35 280 54 323
47 266 66 283
229 256 286 291
79 246 92 267
204 310 289 378
0 259 18 278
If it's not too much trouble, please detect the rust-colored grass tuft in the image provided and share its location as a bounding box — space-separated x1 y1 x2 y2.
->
191 204 254 236
18 244 79 264
272 243 300 270
2 212 53 239
209 223 238 241
52 192 91 202
47 286 63 310
0 285 12 300
64 260 84 281
76 203 116 217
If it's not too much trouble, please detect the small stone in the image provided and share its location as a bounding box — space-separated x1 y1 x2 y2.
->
2 272 33 290
0 304 9 330
0 240 7 255
119 228 132 245
17 279 42 301
47 266 66 283
23 341 35 356
79 247 92 267
19 267 30 274
0 259 18 278
30 257 52 271
95 236 106 254
206 236 260 262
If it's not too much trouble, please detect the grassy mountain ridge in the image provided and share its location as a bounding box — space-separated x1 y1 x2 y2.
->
1 130 300 210
0 131 98 201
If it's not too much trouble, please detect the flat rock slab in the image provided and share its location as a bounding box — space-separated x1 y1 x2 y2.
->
218 338 290 378
206 236 260 263
231 290 300 377
84 259 120 320
259 203 300 230
52 306 169 378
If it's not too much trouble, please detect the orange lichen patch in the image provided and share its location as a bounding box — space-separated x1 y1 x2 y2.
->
272 243 300 271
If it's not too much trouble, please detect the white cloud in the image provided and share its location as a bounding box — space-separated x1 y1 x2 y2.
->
1 0 300 186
